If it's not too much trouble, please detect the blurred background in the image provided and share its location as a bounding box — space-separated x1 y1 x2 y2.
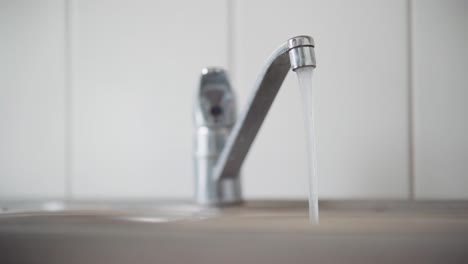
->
0 0 466 201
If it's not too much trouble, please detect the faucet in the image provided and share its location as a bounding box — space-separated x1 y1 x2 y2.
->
194 36 316 205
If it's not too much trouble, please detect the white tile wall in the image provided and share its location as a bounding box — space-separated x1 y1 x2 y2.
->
234 0 410 199
0 0 66 199
0 0 467 200
413 0 468 199
70 0 228 199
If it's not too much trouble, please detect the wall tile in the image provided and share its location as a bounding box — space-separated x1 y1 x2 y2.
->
233 0 410 199
413 0 468 199
6 0 453 200
0 0 66 199
71 0 229 198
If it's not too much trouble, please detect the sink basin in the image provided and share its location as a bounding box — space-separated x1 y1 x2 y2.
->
0 200 218 224
1 200 467 264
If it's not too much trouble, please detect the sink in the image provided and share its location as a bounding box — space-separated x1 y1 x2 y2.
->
0 200 218 224
1 200 467 263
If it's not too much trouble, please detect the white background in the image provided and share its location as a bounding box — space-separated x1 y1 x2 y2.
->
0 0 467 200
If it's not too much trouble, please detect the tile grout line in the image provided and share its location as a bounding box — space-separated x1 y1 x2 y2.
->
64 0 74 200
407 0 415 201
227 0 235 81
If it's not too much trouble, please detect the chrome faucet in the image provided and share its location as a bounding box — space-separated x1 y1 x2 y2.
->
194 36 316 205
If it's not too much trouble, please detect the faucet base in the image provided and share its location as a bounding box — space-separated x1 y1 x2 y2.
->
195 171 242 206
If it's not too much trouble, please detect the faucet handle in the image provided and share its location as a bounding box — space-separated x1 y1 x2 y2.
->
194 67 242 205
194 68 236 128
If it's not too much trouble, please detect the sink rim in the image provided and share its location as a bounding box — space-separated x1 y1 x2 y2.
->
2 199 468 217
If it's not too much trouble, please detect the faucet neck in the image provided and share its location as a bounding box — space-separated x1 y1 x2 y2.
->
213 36 316 182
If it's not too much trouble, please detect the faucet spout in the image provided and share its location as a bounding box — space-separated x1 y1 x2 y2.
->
213 36 316 183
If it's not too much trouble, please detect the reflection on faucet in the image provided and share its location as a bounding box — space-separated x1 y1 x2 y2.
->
194 36 316 205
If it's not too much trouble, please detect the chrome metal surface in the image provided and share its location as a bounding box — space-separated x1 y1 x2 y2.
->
288 35 316 71
194 68 236 128
194 35 316 205
194 68 241 204
289 46 316 71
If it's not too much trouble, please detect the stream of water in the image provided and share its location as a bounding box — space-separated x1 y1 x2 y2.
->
295 67 319 223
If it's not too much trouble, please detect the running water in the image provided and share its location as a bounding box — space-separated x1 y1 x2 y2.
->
295 67 319 223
